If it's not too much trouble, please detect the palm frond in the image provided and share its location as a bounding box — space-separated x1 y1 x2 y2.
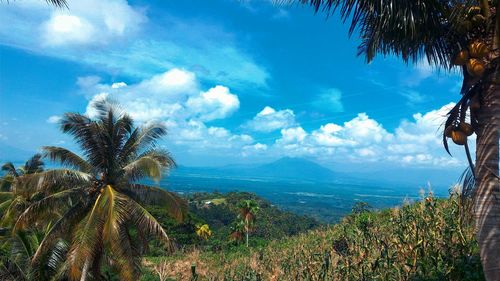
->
292 0 472 67
122 156 163 182
1 162 18 177
45 0 68 8
121 184 187 222
107 223 140 280
15 169 92 195
42 146 92 173
23 154 44 174
118 123 168 164
123 196 173 251
31 201 90 272
139 149 176 169
67 197 105 281
60 113 104 169
14 188 81 231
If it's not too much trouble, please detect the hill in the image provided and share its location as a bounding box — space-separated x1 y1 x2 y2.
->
173 157 339 183
145 191 320 253
142 192 484 281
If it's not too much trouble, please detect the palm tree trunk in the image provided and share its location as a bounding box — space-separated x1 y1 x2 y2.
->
246 230 249 247
474 81 500 280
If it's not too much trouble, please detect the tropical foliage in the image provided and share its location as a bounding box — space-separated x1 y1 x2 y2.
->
144 191 483 281
0 155 48 281
289 1 500 279
0 100 188 280
236 200 259 248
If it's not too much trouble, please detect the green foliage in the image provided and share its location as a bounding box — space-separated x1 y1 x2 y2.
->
145 192 320 253
145 192 483 280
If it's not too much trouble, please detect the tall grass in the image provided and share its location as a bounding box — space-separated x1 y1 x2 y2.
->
143 190 483 281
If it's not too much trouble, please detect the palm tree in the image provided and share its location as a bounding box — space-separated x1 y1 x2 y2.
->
0 154 45 228
291 1 500 278
195 224 212 241
229 221 245 243
0 155 46 281
13 100 188 280
236 200 259 247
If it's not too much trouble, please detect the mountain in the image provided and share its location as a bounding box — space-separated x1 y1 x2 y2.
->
173 157 339 183
171 157 463 190
247 157 337 182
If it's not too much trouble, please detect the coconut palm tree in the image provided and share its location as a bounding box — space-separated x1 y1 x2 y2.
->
236 200 259 247
289 0 499 278
195 224 212 241
0 155 47 281
229 221 245 243
13 100 188 280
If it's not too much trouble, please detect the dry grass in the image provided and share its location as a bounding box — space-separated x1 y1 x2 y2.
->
144 192 483 281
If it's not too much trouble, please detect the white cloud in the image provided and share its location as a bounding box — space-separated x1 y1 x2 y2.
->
40 0 144 46
0 1 268 88
278 127 307 144
42 14 95 46
80 68 249 155
270 103 465 167
111 82 127 89
47 115 62 124
81 68 238 124
245 106 296 132
186 86 240 121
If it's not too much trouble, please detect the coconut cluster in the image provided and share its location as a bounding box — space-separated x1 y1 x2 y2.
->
445 122 474 146
453 41 489 77
453 5 491 78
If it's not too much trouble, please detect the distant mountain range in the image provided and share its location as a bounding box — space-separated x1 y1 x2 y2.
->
173 157 337 183
172 157 463 190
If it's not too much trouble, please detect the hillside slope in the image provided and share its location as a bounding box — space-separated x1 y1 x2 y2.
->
143 192 483 281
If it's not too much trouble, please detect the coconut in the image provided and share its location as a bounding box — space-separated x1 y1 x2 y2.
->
467 6 481 17
445 125 454 137
453 50 469 65
459 122 474 136
468 41 489 58
451 130 467 145
466 59 485 77
472 14 486 27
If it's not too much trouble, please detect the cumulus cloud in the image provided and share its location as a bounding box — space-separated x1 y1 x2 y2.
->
270 103 463 167
80 68 246 154
244 106 296 132
186 86 240 121
41 0 144 46
81 68 229 122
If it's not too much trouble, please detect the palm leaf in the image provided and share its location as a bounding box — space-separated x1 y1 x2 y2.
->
121 184 187 222
23 154 44 174
31 201 90 274
42 146 92 173
123 196 173 251
1 162 18 177
122 156 163 182
14 188 81 231
292 0 472 67
15 169 91 195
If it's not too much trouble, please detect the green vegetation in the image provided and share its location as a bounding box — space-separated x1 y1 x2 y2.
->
145 191 320 253
0 100 188 280
143 191 483 280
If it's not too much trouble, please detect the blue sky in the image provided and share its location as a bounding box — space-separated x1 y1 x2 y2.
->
0 0 470 174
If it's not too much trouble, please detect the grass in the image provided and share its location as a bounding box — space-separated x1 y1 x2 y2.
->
142 190 483 281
